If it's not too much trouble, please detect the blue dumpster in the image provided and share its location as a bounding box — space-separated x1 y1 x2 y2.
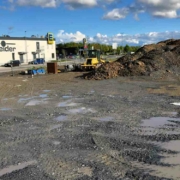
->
36 58 45 64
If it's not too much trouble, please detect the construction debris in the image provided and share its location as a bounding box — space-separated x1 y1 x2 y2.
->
84 39 180 80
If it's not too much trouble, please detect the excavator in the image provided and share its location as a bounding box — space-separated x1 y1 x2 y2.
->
64 49 106 72
80 49 105 71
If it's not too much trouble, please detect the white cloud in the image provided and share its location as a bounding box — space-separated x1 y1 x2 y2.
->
137 0 180 18
56 30 86 43
4 0 180 20
5 0 117 9
16 0 58 8
56 30 180 46
63 0 97 9
103 8 129 20
103 0 180 20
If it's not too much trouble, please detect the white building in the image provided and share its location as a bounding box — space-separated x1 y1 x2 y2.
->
0 34 56 65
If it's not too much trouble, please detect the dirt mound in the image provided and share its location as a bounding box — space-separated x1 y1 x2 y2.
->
84 62 123 80
84 39 180 80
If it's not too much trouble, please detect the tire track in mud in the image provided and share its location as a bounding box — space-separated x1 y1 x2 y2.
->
90 132 131 179
38 154 86 180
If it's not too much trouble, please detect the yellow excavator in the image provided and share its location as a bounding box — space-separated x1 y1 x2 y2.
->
64 49 106 72
80 49 105 71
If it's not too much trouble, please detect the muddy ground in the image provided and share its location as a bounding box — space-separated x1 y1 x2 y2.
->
0 71 180 180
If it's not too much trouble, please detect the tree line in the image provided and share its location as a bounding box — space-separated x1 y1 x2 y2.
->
56 42 141 55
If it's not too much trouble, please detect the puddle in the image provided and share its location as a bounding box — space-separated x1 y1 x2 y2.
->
68 107 96 114
171 102 180 106
62 95 73 99
15 85 21 87
141 117 180 128
99 116 114 122
0 160 37 177
18 97 34 102
58 100 79 107
132 161 180 180
43 90 51 92
0 108 12 111
22 79 28 82
55 115 67 122
108 95 115 98
39 94 48 98
52 141 60 145
77 124 90 127
49 124 63 131
159 140 180 152
25 100 48 106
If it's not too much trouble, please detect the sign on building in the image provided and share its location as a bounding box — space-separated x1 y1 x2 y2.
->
0 41 16 52
47 32 54 44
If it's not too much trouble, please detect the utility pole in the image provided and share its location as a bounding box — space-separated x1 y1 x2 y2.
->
121 33 124 55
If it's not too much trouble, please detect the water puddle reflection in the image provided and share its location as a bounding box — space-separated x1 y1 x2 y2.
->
141 117 180 128
55 115 67 122
0 108 12 111
58 100 79 107
18 97 34 102
52 141 60 145
39 94 48 98
25 100 48 106
99 116 114 122
171 102 180 106
43 90 51 92
68 107 96 114
0 160 37 177
62 95 73 99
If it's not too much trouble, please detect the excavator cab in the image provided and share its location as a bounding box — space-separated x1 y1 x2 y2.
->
81 49 104 70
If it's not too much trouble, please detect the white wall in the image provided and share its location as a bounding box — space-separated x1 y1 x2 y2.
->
0 38 56 65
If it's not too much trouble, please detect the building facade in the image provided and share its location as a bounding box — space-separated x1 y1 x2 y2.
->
0 34 56 65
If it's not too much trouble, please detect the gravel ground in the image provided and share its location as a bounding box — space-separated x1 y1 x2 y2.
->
0 71 180 180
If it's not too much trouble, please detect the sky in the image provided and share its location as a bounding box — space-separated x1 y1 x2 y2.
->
0 0 180 46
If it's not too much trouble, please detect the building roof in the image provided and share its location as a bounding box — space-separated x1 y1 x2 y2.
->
0 36 55 41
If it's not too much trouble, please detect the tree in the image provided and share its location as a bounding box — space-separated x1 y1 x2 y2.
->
124 44 130 53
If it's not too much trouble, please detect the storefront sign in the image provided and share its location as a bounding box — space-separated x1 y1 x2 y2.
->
0 41 16 52
47 33 54 44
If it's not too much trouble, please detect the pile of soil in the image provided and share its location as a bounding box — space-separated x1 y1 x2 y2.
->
84 39 180 80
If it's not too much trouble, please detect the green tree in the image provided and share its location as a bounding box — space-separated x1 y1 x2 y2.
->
124 44 130 53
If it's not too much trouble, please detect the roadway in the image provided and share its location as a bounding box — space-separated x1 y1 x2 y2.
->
0 55 122 73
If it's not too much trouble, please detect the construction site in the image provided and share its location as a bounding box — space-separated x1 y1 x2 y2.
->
0 38 180 180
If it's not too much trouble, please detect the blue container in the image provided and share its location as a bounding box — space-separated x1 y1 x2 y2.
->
32 70 37 75
36 69 42 74
36 68 45 74
36 58 45 64
41 69 45 74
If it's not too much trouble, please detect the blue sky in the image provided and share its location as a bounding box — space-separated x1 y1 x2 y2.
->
0 0 180 46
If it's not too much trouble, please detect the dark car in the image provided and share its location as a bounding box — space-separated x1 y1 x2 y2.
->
4 60 21 67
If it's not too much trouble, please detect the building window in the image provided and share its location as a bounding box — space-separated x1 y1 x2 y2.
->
36 42 40 50
52 53 55 58
12 53 15 60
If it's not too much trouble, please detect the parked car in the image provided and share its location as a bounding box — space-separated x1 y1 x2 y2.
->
4 60 21 67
